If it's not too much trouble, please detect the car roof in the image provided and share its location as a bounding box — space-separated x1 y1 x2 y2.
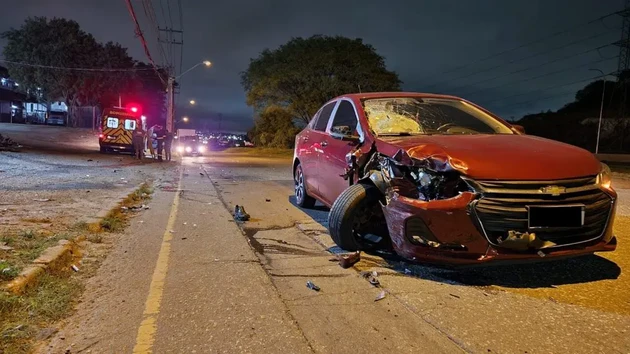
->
331 92 462 102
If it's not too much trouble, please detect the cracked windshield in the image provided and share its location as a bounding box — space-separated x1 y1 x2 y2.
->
363 97 514 135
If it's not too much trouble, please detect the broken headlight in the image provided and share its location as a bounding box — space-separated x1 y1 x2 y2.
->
596 163 612 190
410 168 470 201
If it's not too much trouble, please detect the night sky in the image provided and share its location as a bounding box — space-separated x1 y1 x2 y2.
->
0 0 624 132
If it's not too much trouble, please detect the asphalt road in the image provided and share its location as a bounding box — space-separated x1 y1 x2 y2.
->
39 149 630 354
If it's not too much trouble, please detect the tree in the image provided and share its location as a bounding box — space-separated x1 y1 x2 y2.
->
241 35 401 125
1 17 137 126
248 105 301 148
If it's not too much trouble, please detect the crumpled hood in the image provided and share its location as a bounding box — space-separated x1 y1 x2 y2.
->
375 134 602 180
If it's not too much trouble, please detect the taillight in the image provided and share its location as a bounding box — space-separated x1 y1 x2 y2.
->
99 134 103 139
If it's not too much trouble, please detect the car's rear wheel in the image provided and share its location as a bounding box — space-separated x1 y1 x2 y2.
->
294 164 316 208
328 183 390 251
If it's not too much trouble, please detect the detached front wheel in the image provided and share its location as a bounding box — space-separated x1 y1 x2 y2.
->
328 183 390 251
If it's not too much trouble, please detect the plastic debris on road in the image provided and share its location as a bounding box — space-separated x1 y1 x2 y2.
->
234 205 251 221
375 290 386 302
306 280 320 292
71 265 79 272
265 198 271 202
33 198 51 202
361 270 380 287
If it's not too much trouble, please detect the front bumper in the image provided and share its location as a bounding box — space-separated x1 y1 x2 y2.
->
381 183 617 266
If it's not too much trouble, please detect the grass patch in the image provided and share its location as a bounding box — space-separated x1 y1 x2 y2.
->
0 273 82 354
98 182 153 233
0 261 20 281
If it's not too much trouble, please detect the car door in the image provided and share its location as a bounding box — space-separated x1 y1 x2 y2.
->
302 101 337 197
317 99 361 206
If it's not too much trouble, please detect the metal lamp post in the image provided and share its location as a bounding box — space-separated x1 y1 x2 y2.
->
589 68 606 155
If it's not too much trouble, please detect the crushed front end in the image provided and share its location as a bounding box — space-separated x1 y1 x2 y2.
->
356 150 617 265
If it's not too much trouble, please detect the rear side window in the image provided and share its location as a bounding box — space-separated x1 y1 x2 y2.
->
330 101 358 133
124 119 136 130
106 117 119 128
313 102 336 131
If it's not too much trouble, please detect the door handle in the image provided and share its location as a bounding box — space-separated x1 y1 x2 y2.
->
321 141 328 147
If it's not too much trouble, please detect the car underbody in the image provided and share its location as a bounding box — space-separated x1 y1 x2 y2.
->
331 142 617 265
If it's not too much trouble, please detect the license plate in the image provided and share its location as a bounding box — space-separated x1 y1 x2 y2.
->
528 205 585 229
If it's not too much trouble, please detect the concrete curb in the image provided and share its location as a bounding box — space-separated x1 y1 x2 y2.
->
4 238 80 295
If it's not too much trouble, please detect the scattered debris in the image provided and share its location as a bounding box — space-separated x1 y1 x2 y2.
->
183 222 187 225
87 159 93 162
497 230 555 251
33 198 51 202
0 242 14 251
0 133 22 151
334 251 361 269
193 224 197 227
181 237 188 240
306 280 320 292
404 268 412 275
537 250 546 258
375 290 387 302
199 172 204 176
449 293 460 299
265 198 271 202
71 265 80 272
234 205 250 221
361 270 380 287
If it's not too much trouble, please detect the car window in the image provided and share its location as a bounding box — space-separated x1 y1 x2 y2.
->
330 100 358 133
124 119 136 130
313 102 336 131
106 117 119 128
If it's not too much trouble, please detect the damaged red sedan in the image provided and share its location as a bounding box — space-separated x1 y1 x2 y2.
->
293 92 617 265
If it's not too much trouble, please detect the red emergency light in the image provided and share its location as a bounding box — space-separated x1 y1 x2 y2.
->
126 103 142 115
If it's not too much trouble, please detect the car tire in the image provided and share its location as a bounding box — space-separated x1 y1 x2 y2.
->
99 146 107 153
294 164 316 208
328 183 389 251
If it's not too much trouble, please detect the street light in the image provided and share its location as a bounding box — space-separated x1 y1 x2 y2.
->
189 100 196 105
182 116 189 123
176 60 212 80
589 68 607 155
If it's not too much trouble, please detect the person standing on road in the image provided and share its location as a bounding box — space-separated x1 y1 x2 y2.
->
164 129 174 161
147 125 156 158
155 125 166 162
132 125 145 160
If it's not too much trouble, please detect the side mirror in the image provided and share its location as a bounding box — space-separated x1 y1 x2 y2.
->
512 124 525 134
330 125 361 143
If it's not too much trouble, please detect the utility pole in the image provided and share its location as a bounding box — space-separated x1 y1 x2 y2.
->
158 27 183 133
166 76 175 132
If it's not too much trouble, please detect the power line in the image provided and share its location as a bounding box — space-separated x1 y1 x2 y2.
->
426 30 617 90
141 0 169 67
450 43 616 96
488 72 613 107
438 9 623 76
123 0 166 84
460 55 618 99
0 59 154 72
177 0 184 78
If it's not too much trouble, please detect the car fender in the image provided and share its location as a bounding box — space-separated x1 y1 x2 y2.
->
359 170 388 196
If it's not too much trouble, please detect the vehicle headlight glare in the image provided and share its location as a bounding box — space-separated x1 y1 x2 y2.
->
185 146 192 153
198 146 206 153
177 146 184 152
597 163 612 190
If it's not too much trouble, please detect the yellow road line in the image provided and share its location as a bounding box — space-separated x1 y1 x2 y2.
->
133 167 183 353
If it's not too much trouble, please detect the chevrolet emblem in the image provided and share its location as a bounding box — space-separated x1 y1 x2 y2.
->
540 185 566 196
